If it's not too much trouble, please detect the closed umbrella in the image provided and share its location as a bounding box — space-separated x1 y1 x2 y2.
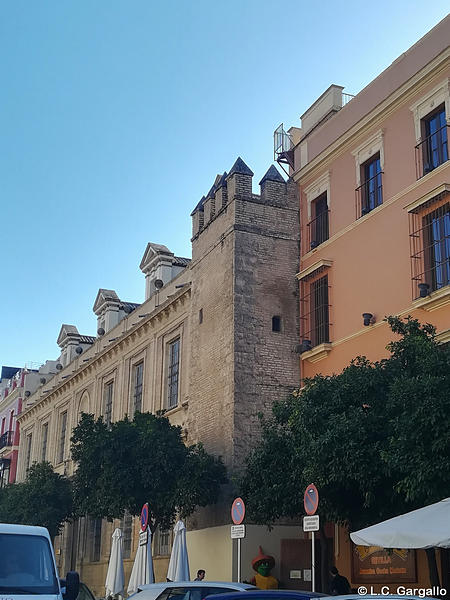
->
105 528 125 599
127 527 154 594
167 520 190 582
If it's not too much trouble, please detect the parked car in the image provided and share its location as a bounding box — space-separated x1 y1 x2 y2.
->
131 581 256 600
321 596 441 600
77 582 96 600
207 590 326 600
0 522 79 600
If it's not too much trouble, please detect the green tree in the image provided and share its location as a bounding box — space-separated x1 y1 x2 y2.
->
241 317 450 588
71 411 227 532
0 462 74 540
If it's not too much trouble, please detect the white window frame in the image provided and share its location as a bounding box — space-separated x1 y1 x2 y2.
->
304 171 331 221
410 78 450 142
351 129 385 186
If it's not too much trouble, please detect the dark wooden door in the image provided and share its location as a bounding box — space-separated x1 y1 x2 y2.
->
280 538 321 591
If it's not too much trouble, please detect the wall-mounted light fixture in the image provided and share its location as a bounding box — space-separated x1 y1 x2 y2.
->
362 313 374 327
418 282 430 298
296 339 312 353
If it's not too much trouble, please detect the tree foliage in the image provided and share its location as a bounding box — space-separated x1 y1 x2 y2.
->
0 462 73 539
241 317 450 530
71 411 227 531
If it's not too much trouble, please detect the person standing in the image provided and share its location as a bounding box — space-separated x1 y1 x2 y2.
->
329 566 351 595
194 570 205 581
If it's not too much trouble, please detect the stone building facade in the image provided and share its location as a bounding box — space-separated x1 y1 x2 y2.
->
16 158 301 593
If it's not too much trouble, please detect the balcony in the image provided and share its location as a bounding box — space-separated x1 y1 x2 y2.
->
415 124 449 179
355 172 383 219
305 210 330 253
0 430 14 451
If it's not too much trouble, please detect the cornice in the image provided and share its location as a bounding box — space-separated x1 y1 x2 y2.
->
18 285 191 422
294 50 450 185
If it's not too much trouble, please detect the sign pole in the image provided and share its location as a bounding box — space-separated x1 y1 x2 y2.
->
237 537 241 582
303 485 319 594
231 498 246 583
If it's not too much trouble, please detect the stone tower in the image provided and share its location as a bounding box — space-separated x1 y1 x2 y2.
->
188 157 300 480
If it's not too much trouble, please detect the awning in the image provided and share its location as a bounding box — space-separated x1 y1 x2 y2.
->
350 498 450 549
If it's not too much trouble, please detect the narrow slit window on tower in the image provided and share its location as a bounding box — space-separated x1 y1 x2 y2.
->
272 315 282 332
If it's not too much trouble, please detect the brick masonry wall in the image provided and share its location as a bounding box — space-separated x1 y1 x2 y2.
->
189 173 300 483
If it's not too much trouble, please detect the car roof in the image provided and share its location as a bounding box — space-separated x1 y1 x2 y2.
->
140 583 255 590
0 523 51 540
321 596 441 600
209 592 326 599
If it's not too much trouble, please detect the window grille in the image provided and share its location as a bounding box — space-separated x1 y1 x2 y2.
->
167 339 180 409
26 433 33 470
409 196 450 298
104 381 114 427
41 423 48 462
305 193 329 252
89 518 102 562
132 363 143 414
300 273 331 348
415 106 449 178
120 512 133 559
355 155 383 218
58 412 67 463
154 528 171 556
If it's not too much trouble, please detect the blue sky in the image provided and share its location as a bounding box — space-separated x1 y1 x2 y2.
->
1 1 449 368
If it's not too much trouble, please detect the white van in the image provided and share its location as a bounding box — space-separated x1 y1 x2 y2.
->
0 523 79 600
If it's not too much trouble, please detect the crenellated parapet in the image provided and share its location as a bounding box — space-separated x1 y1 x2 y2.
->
190 157 294 241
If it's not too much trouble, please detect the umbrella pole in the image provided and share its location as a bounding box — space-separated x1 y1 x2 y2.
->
425 548 440 588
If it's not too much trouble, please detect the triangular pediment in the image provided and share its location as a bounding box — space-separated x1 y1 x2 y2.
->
139 242 174 273
57 324 80 347
93 288 120 314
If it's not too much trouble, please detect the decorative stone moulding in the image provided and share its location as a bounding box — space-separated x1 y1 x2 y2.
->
412 286 450 312
300 342 332 363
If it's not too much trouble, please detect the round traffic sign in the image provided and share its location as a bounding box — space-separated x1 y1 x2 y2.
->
140 502 149 531
304 484 319 516
231 497 245 525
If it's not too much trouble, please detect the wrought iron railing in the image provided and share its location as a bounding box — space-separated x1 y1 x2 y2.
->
0 430 14 450
305 210 330 252
409 200 450 299
300 275 331 349
355 172 383 219
274 123 294 170
415 124 449 179
342 93 355 106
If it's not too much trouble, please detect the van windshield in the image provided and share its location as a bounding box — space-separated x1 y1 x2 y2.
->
0 533 59 595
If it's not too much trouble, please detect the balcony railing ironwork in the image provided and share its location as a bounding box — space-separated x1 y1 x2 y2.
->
0 430 14 450
355 172 383 219
305 210 330 253
299 275 331 349
409 199 450 299
274 123 294 171
415 124 449 179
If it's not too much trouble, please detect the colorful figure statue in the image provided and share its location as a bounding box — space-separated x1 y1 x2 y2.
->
250 546 279 589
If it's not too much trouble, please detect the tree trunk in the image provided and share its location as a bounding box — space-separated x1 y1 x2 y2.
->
319 523 331 593
425 548 440 588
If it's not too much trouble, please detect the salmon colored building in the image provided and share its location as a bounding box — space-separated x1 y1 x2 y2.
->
276 14 450 592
